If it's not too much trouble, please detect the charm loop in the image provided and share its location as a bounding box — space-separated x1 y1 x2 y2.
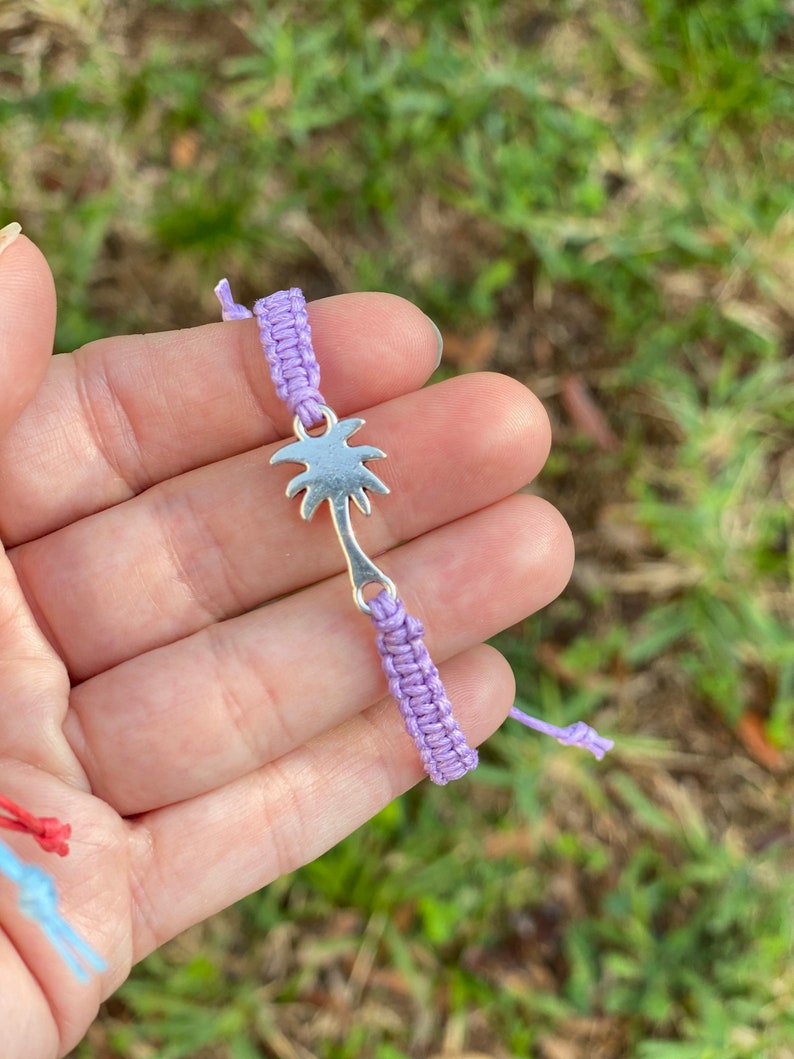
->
293 405 336 440
354 575 398 616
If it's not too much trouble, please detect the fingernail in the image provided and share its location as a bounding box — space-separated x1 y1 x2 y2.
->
0 221 22 258
425 315 443 368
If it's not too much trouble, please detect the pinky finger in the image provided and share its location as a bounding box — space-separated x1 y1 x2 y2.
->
127 643 516 960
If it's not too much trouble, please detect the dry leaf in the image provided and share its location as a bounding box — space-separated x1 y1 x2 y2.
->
170 130 200 169
560 374 620 452
532 332 554 368
736 712 783 771
538 1039 580 1059
483 827 533 859
597 502 652 554
441 325 498 369
720 299 782 342
429 1054 498 1059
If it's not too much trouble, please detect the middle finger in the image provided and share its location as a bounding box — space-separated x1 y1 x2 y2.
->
11 373 549 681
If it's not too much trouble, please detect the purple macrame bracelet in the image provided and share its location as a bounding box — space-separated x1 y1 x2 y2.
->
214 279 613 781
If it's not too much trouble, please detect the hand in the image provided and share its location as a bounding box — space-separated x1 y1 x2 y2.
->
0 233 573 1058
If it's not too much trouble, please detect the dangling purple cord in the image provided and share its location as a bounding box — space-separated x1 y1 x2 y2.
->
214 279 253 322
215 278 613 782
509 706 614 760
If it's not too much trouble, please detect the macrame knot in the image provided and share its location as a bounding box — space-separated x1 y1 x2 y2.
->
368 590 478 785
253 288 326 429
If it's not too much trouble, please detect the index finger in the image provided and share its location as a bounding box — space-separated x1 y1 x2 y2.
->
0 231 55 440
0 291 442 546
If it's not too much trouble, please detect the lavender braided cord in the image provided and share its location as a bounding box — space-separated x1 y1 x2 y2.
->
509 706 614 760
369 590 478 784
253 288 326 429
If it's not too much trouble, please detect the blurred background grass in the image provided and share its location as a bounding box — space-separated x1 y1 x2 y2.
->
2 0 794 1056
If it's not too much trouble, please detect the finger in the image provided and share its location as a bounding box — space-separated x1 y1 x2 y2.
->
0 230 55 441
0 549 74 779
127 643 515 957
0 234 75 779
65 494 573 815
13 373 550 680
0 930 58 1059
0 760 132 1053
0 293 441 546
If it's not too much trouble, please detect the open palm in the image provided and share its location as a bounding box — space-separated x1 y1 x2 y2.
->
0 235 573 1058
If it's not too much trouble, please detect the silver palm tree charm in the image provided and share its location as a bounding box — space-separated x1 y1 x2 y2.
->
271 405 396 611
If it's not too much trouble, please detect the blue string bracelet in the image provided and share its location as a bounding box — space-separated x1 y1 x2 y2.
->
0 800 106 982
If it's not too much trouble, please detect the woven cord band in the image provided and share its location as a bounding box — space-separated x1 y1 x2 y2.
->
254 289 326 429
215 281 326 428
368 590 478 783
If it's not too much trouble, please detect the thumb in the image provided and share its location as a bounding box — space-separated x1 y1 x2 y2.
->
0 223 56 438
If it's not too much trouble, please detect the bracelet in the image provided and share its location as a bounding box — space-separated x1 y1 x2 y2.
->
215 281 614 778
215 281 478 784
0 796 106 981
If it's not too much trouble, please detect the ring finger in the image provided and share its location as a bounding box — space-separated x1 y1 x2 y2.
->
65 493 573 815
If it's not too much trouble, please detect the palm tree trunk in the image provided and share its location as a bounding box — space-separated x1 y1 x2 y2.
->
329 494 391 609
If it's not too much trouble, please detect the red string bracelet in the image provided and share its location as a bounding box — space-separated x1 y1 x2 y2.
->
0 794 71 857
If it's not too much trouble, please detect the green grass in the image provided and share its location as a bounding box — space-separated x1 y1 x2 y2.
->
2 0 793 1055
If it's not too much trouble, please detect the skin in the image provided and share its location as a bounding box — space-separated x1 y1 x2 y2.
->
0 235 574 1058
